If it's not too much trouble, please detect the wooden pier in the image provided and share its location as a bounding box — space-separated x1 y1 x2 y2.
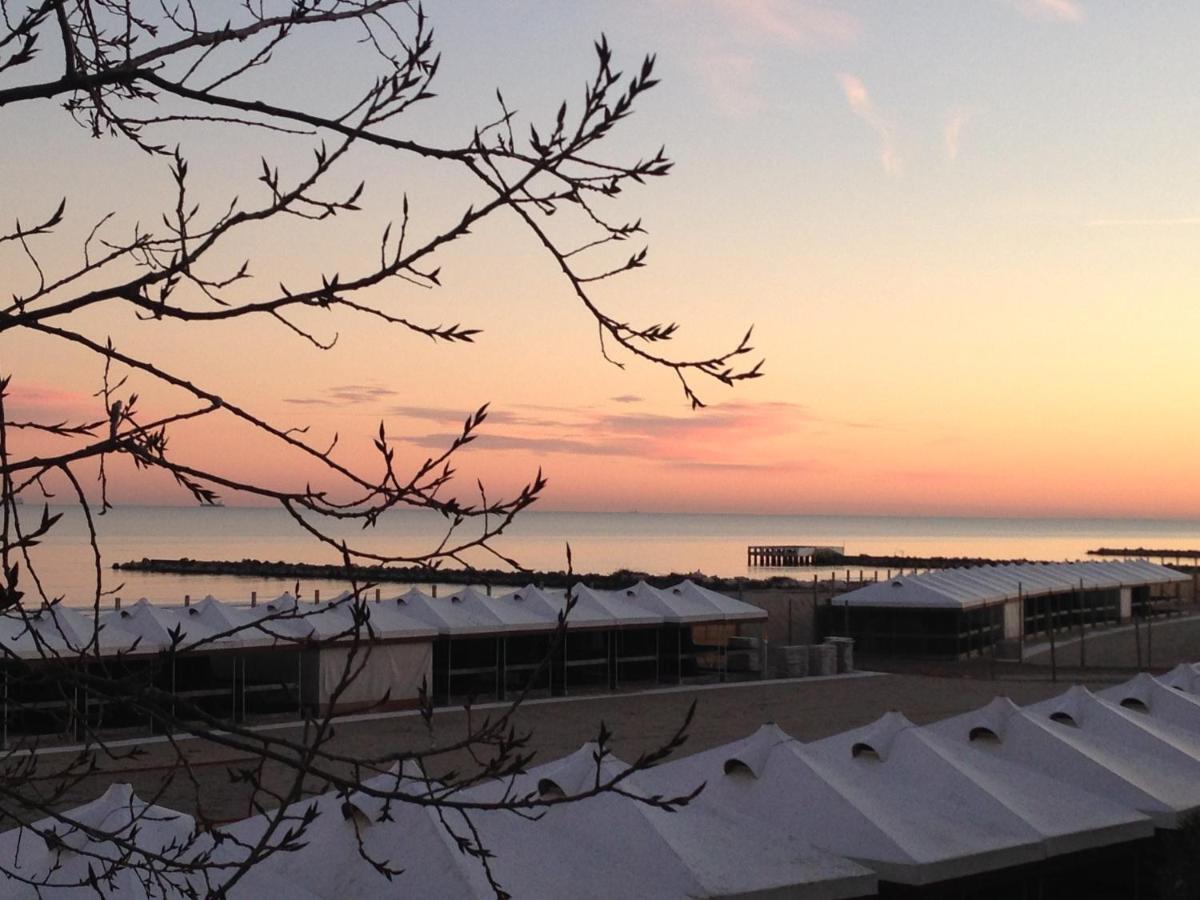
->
747 545 844 567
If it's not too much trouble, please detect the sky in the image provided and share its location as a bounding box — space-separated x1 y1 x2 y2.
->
5 1 1200 518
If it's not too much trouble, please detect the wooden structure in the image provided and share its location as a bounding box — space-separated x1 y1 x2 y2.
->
748 545 844 567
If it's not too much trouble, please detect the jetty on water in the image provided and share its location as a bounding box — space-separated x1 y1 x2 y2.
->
747 545 844 567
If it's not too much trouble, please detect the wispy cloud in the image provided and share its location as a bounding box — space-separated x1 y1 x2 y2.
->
713 0 861 48
944 108 972 162
1086 216 1200 227
1010 0 1084 23
684 1 860 117
838 73 899 174
694 52 765 118
2 382 96 422
390 399 878 472
611 394 644 404
284 384 399 406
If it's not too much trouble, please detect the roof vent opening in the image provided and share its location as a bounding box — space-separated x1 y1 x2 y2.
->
723 758 756 778
968 726 999 743
672 587 682 594
851 742 880 760
891 580 902 588
513 593 523 601
1119 697 1148 713
537 778 566 800
340 800 369 825
1049 711 1078 727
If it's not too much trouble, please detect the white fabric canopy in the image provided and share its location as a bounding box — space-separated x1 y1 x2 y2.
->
931 693 1200 828
655 719 1049 885
838 560 1188 610
0 783 201 898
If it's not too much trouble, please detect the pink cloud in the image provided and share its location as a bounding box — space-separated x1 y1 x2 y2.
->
2 382 97 422
838 73 900 174
1010 0 1084 23
944 108 972 162
713 0 861 48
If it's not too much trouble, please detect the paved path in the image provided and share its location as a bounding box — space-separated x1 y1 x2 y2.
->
25 672 1084 822
1023 613 1200 671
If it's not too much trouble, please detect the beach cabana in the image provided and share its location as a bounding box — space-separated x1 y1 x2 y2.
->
0 606 142 742
301 594 436 714
495 585 664 692
614 580 766 683
832 560 1190 658
391 586 558 702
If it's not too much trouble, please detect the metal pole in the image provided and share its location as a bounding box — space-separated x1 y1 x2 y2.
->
1078 579 1086 669
1018 583 1025 662
1133 605 1142 670
1147 601 1153 670
677 628 682 686
1048 595 1057 683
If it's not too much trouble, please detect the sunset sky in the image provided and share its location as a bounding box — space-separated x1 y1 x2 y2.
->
6 1 1200 517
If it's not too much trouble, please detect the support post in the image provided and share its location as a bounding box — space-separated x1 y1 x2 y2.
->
1048 595 1057 683
1133 606 1142 670
1078 580 1086 669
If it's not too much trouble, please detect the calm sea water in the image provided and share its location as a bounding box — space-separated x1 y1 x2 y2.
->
14 505 1200 607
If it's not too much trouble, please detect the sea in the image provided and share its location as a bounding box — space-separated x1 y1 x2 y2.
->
14 505 1200 608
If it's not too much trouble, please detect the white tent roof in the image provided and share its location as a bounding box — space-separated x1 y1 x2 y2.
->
1160 663 1200 694
1098 672 1200 734
218 766 501 899
299 592 437 643
392 586 549 636
838 560 1189 610
655 719 1048 885
670 579 765 622
469 743 877 899
556 583 663 629
611 580 765 624
0 783 201 898
930 693 1200 828
0 605 143 660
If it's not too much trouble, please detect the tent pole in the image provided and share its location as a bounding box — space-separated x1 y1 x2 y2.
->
1147 600 1153 669
1048 596 1057 683
1078 581 1086 669
654 629 660 684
